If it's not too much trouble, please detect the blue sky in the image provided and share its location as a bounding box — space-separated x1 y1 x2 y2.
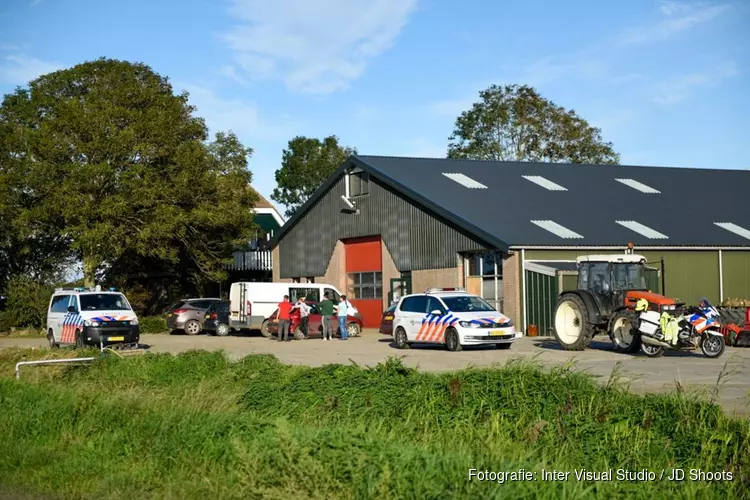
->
1 0 748 215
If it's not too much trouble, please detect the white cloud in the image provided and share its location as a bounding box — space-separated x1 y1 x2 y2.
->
218 65 249 86
0 53 62 85
178 83 299 142
652 62 739 104
619 1 731 46
221 0 418 94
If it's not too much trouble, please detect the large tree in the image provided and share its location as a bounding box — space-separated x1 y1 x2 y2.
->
447 84 620 164
0 58 257 289
271 135 356 218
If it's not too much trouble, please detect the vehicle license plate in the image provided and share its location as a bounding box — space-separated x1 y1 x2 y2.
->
108 336 125 342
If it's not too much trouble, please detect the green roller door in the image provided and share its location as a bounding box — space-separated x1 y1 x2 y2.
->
525 270 558 336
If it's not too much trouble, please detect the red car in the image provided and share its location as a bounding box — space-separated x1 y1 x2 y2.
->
265 302 363 339
379 303 397 336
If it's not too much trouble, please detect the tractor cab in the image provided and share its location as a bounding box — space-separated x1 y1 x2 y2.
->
575 254 672 317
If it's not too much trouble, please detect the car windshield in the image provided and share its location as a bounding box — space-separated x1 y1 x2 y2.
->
441 295 496 312
79 293 132 311
612 263 648 291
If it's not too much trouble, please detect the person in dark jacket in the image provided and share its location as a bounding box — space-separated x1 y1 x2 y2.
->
318 292 335 341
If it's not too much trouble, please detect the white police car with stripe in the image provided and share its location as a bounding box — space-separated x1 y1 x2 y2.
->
47 286 140 348
392 288 521 351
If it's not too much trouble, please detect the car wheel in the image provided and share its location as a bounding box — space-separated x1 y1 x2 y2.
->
445 327 462 352
184 320 201 336
496 343 512 350
215 323 231 337
394 327 410 349
347 323 361 337
74 330 84 349
48 330 58 349
260 320 273 338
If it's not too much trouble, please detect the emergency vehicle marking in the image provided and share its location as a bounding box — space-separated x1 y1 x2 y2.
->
417 313 458 341
61 312 84 344
689 314 717 334
90 315 133 322
468 317 511 326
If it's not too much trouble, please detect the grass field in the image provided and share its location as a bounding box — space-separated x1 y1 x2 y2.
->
0 348 748 499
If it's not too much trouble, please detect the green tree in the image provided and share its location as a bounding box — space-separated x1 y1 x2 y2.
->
447 84 619 164
0 58 257 289
271 135 356 218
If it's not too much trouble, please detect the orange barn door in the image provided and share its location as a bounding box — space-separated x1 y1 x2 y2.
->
344 236 383 328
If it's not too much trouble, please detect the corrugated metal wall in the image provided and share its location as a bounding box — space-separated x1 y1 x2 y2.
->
278 176 487 278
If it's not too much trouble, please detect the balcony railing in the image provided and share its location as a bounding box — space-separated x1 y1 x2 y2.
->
226 250 272 271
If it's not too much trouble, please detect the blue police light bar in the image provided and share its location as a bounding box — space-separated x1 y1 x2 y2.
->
109 287 117 291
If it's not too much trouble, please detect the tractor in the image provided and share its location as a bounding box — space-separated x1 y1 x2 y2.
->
552 251 677 352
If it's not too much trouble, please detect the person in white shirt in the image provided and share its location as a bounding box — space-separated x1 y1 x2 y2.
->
292 296 312 338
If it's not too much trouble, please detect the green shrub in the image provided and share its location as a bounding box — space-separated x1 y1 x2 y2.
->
4 276 53 329
1 351 748 499
0 311 11 333
138 316 167 334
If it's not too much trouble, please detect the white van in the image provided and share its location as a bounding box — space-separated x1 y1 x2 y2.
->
46 287 140 348
229 282 356 331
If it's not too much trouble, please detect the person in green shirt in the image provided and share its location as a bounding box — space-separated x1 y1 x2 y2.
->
318 292 336 341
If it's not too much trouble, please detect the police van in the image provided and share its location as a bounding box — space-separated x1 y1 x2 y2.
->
391 288 521 351
46 287 140 348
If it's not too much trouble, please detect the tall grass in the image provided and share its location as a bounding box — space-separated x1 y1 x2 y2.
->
0 348 747 499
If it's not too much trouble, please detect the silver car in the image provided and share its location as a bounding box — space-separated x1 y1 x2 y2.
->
166 298 222 335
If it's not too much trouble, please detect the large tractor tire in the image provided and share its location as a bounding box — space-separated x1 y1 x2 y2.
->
553 295 593 351
609 310 642 354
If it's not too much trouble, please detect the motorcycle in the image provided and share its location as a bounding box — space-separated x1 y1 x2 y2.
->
635 298 725 358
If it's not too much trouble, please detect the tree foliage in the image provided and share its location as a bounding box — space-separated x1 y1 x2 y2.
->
0 58 257 291
271 135 356 218
447 84 619 164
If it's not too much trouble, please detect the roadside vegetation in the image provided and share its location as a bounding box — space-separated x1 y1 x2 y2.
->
0 348 747 499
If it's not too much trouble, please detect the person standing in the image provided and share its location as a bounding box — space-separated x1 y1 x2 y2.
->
277 295 292 342
318 292 335 341
293 296 312 338
336 295 349 340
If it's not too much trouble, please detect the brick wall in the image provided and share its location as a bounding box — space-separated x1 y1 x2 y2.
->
502 252 522 331
412 258 463 293
313 240 346 292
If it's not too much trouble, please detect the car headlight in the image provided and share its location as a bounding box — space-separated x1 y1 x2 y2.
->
459 321 480 328
130 319 139 325
497 320 513 328
84 320 100 327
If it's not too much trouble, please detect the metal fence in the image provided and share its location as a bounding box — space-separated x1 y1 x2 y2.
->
226 250 273 271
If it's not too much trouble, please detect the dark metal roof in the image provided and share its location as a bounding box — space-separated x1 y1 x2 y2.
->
272 155 750 248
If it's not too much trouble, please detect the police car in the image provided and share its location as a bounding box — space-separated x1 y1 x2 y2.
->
46 286 140 348
392 288 521 351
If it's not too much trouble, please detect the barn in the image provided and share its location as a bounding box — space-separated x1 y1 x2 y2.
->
269 155 750 331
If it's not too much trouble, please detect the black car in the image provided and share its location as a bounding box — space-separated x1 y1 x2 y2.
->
203 300 231 336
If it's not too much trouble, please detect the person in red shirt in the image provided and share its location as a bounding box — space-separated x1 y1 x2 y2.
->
277 295 292 342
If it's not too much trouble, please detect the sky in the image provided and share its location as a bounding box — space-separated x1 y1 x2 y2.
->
1 0 748 217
